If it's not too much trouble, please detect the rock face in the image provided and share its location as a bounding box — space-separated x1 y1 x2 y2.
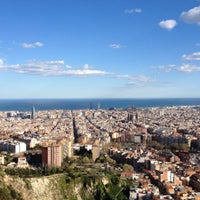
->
30 176 63 200
3 174 84 200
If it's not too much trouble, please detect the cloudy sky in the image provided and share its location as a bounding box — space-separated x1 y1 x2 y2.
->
0 0 200 98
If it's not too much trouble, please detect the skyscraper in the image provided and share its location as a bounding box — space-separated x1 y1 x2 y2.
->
31 106 35 119
97 101 101 110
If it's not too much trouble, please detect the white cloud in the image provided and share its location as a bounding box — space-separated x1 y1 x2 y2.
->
0 59 4 66
115 74 130 79
109 44 122 49
115 75 155 85
62 68 108 76
159 19 177 30
127 76 154 86
0 58 156 88
83 64 89 70
135 8 142 13
154 63 200 73
115 74 155 86
181 6 200 25
130 75 154 83
65 65 72 69
153 64 176 72
22 42 43 48
182 52 200 60
0 59 109 76
124 8 142 14
44 60 64 65
177 64 200 73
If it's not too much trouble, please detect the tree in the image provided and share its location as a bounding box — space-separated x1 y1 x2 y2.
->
110 174 119 185
94 182 111 200
82 156 90 164
170 143 179 152
0 187 12 200
95 155 107 163
179 143 189 152
148 141 164 150
106 156 116 165
123 164 133 171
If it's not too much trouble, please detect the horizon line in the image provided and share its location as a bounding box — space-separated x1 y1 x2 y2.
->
0 97 200 100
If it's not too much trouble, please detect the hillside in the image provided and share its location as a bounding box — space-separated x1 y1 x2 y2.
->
0 173 90 200
0 166 130 200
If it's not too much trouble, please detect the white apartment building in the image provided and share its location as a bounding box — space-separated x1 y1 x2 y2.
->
0 140 26 154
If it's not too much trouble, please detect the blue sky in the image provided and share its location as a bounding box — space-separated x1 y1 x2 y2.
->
0 0 200 98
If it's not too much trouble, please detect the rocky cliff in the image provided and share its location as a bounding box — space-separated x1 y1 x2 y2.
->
1 174 87 200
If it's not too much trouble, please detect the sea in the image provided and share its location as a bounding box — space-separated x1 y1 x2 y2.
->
0 98 200 112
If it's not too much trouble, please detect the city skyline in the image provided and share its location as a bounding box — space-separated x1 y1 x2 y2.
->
0 0 200 98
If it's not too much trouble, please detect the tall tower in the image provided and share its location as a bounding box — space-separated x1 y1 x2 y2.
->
31 106 35 119
135 112 138 122
97 101 101 110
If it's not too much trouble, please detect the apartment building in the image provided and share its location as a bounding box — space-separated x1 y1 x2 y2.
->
0 140 26 154
42 137 73 167
42 143 62 167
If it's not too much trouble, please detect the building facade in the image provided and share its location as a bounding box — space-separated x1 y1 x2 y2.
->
42 144 62 167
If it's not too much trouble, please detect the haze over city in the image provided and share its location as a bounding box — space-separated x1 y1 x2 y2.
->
0 0 200 98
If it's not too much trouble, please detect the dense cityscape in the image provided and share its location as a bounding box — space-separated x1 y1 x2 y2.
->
0 105 200 199
1 0 200 199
